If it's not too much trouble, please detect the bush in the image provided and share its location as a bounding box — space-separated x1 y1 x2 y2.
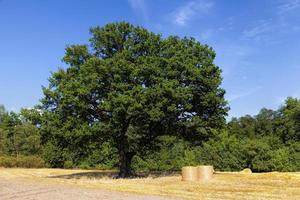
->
80 142 118 170
199 131 246 171
42 141 64 168
265 148 292 171
0 155 45 168
288 142 300 171
198 131 300 172
133 136 201 172
241 138 272 172
63 160 73 169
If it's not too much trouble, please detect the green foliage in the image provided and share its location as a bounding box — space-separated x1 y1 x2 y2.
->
198 132 300 172
0 155 45 168
287 142 300 170
0 108 41 156
209 99 300 172
0 105 5 115
40 22 228 177
63 160 74 169
42 141 64 168
199 131 245 171
82 142 118 170
133 136 200 172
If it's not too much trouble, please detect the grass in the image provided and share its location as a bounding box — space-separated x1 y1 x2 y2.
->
1 168 300 199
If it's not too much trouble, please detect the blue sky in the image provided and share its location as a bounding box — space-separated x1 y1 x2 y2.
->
0 0 299 118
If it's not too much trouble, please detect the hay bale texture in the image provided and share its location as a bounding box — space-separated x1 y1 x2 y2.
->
181 166 198 181
240 168 252 174
182 165 214 182
197 165 214 182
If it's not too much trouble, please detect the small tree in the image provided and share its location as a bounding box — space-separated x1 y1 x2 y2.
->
41 22 228 177
0 109 41 156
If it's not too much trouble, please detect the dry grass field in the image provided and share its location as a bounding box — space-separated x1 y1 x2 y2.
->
1 168 300 200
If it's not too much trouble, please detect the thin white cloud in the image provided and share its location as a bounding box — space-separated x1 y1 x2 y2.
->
227 87 262 102
241 1 300 42
242 20 274 40
215 43 253 78
128 0 148 21
172 0 214 26
241 18 297 44
278 0 300 14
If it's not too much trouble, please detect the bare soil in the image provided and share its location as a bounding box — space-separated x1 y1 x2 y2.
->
0 176 175 200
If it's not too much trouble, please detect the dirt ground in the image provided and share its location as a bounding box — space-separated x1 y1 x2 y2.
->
0 176 174 200
1 168 300 200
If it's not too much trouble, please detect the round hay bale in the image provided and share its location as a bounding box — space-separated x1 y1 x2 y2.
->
181 166 198 182
197 165 214 182
240 168 252 174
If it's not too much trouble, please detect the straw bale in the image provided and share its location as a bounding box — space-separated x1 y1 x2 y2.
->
240 168 252 174
181 166 198 181
197 165 214 182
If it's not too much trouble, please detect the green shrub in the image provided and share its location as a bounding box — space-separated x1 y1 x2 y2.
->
63 160 73 169
288 142 300 171
133 136 201 172
266 148 292 171
42 141 64 168
199 131 246 171
77 163 92 169
0 156 16 167
0 155 45 168
80 142 118 170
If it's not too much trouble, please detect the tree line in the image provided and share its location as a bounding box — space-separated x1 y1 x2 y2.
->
1 97 299 172
0 22 299 176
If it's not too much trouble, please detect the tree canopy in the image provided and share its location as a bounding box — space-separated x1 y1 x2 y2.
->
40 22 228 177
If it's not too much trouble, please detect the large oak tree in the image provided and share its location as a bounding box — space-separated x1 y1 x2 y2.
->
41 22 228 177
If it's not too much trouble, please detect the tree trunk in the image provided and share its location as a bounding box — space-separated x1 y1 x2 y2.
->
118 151 135 178
117 120 135 178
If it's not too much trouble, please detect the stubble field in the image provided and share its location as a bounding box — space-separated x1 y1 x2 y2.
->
0 168 299 200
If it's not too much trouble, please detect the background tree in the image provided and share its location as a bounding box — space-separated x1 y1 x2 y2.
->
40 22 228 177
275 97 300 143
0 105 7 154
0 107 41 156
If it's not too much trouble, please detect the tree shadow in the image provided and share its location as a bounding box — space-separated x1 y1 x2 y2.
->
48 171 118 179
139 171 180 178
47 171 180 180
